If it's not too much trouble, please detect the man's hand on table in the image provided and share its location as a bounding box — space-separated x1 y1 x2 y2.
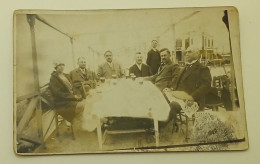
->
74 95 82 101
163 88 171 92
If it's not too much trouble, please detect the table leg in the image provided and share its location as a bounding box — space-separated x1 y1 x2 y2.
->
185 116 189 141
96 118 103 150
153 119 159 147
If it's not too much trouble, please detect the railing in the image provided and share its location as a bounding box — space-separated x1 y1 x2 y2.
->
16 14 75 152
16 83 57 148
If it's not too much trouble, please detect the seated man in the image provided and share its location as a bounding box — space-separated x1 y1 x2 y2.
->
70 57 96 99
129 52 152 77
145 48 178 91
167 47 212 132
97 50 124 79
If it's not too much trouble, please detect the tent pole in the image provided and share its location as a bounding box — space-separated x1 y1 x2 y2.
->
27 15 40 92
33 14 75 70
70 38 76 68
171 24 176 63
223 10 236 110
35 14 73 40
26 14 44 144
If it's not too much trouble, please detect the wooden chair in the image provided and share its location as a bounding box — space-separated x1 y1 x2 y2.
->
41 85 75 140
54 110 75 139
175 111 195 141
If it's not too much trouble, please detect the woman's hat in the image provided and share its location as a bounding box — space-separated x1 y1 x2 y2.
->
53 60 65 68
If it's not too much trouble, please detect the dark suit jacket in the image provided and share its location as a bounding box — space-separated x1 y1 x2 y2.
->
129 63 152 77
70 68 96 97
170 61 212 107
146 49 161 75
146 61 178 91
97 61 124 79
49 71 77 107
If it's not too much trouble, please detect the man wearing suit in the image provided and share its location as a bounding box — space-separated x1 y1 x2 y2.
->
97 50 124 79
70 57 96 98
129 52 152 77
167 47 212 131
145 48 178 91
146 40 161 75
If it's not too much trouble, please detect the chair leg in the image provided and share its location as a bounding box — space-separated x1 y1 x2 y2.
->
172 121 179 133
54 112 60 136
71 124 75 140
54 111 75 140
185 116 189 140
179 114 183 123
192 115 195 125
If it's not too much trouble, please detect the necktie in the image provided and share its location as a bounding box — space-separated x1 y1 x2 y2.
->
184 63 192 70
81 68 86 74
80 69 87 79
159 63 165 72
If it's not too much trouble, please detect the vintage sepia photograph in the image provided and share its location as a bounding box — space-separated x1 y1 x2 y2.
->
14 7 248 155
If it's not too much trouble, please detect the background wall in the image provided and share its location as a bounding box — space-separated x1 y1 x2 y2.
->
1 0 260 163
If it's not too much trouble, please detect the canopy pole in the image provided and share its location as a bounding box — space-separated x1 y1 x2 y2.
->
159 11 200 37
35 14 73 40
223 10 236 110
70 38 76 68
227 19 236 111
27 14 40 93
26 14 44 144
171 24 176 63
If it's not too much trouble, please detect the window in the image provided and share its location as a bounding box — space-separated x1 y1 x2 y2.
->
176 39 182 48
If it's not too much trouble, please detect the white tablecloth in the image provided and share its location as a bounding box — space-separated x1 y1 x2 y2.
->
81 79 170 131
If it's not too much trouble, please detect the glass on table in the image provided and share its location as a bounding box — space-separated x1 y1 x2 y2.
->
131 75 136 81
138 77 144 85
100 77 105 83
130 73 134 77
125 68 129 79
112 74 117 79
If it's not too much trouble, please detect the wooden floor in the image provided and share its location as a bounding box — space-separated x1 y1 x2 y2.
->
34 119 189 154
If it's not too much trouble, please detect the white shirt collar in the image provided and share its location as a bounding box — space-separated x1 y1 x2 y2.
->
107 61 113 67
152 48 157 52
80 68 86 73
136 63 142 70
187 59 198 65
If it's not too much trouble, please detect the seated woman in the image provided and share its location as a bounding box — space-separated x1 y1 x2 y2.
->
49 61 83 123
